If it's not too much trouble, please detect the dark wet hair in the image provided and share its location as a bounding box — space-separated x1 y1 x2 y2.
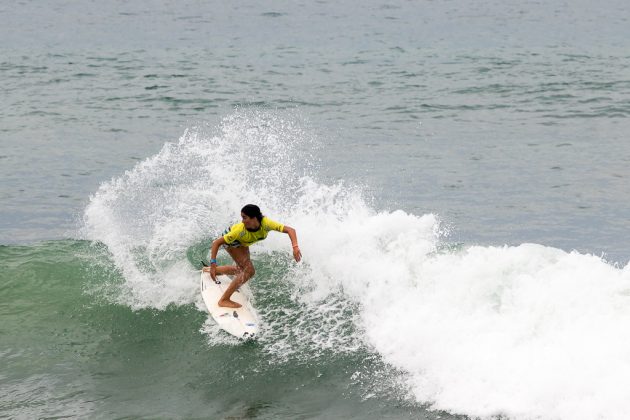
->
241 204 263 222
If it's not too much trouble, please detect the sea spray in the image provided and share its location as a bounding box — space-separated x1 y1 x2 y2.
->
81 109 317 309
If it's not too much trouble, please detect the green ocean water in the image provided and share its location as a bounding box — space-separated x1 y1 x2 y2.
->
1 240 449 419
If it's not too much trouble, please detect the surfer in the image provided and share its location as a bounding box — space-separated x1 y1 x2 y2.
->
203 204 302 308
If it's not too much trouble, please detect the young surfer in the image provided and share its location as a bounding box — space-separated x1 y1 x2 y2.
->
203 204 302 308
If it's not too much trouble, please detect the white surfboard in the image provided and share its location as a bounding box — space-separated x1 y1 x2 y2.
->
200 271 259 339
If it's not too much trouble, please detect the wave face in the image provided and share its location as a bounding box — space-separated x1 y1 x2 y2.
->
82 110 630 420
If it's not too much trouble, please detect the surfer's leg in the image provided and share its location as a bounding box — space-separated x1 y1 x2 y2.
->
202 244 242 275
226 246 254 277
215 265 240 276
202 265 239 275
218 247 255 308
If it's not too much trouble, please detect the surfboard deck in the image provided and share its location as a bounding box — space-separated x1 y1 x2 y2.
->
200 271 259 339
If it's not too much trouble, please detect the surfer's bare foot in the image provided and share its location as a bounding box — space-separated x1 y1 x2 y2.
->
218 299 242 308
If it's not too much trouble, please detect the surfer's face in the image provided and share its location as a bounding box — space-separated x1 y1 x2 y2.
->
241 213 260 231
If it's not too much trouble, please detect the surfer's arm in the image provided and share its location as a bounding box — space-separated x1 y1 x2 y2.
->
207 236 226 280
282 225 301 262
210 236 226 261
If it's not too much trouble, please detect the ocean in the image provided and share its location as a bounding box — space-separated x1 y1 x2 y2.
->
2 1 630 419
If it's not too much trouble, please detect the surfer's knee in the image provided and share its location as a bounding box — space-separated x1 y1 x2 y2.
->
244 263 255 279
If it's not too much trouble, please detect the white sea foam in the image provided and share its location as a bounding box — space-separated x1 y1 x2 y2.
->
83 110 630 420
336 242 630 419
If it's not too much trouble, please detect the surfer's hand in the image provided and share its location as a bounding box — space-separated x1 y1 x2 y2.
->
210 264 217 281
292 246 302 262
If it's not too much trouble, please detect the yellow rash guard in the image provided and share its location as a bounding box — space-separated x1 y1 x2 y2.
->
222 217 285 247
